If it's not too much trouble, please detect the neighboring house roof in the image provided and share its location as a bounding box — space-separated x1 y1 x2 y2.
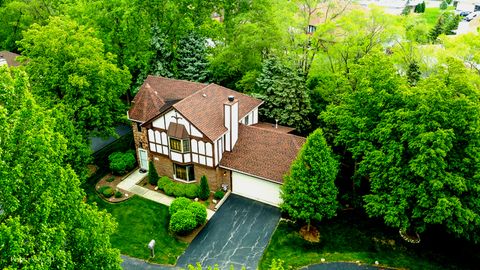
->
173 84 263 141
128 76 206 122
0 51 21 67
220 125 306 184
252 122 295 134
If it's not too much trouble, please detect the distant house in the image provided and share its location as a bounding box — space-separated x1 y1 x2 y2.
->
128 76 305 206
0 51 21 67
454 0 480 12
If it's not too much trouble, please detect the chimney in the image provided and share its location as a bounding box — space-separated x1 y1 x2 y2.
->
224 96 239 151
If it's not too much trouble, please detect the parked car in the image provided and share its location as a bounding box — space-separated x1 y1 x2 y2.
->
460 11 471 17
465 12 477 22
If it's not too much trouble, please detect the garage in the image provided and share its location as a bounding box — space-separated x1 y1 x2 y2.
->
231 171 282 207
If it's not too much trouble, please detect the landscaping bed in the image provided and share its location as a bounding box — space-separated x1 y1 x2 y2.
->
95 173 133 203
260 211 480 270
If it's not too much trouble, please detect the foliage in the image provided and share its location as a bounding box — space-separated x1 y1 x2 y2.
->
406 61 421 86
176 32 209 82
198 175 210 200
188 202 207 226
322 54 480 241
439 0 448 10
414 2 426 13
107 177 115 182
214 190 225 200
269 259 286 270
158 176 172 191
150 26 174 78
173 184 187 198
169 197 192 216
114 191 123 198
429 12 460 42
164 182 175 197
18 16 131 139
108 150 136 175
185 184 199 199
148 161 159 185
281 129 339 230
169 210 197 235
256 57 312 132
187 262 220 270
0 66 121 269
99 186 115 198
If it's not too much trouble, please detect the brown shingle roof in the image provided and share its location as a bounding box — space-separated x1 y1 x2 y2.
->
0 51 21 67
220 125 305 184
128 76 206 122
173 84 263 141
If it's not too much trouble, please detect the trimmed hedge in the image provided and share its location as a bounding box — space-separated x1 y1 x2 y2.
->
214 190 225 200
169 197 191 216
99 186 114 198
114 191 123 198
185 184 199 199
163 182 175 196
108 150 136 175
158 176 199 199
169 210 197 235
188 202 207 226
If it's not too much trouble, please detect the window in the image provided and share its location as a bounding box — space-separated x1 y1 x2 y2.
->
170 138 182 151
170 137 191 153
307 25 316 34
245 115 250 125
173 164 195 181
136 122 142 132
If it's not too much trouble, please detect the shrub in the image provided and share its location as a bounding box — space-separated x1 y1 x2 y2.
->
164 182 175 196
114 191 123 198
169 197 192 216
188 202 207 226
158 176 171 191
214 190 225 200
185 184 199 199
173 183 186 197
99 186 114 198
106 177 115 182
148 161 159 185
108 150 136 175
198 175 210 200
169 210 197 235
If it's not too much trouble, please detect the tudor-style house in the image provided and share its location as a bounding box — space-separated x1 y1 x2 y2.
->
128 76 305 206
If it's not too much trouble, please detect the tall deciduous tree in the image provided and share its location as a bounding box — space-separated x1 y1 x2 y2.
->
322 54 480 241
255 58 312 132
281 129 339 231
18 16 131 138
0 66 121 269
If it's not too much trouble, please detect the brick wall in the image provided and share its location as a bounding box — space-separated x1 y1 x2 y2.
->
132 122 148 161
151 152 231 192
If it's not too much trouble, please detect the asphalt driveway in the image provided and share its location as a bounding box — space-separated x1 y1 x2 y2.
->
175 194 281 269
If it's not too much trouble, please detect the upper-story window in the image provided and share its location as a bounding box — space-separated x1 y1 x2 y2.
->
170 137 190 153
245 115 250 125
136 122 142 132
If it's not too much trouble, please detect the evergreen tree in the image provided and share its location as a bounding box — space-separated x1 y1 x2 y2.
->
281 129 339 232
255 58 312 133
440 0 448 10
429 15 445 42
151 25 174 78
199 175 210 200
407 61 421 86
148 161 159 185
176 32 209 82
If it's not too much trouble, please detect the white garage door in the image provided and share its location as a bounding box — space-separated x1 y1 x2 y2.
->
232 171 282 207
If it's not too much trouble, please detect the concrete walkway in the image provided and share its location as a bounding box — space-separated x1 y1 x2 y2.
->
118 169 215 220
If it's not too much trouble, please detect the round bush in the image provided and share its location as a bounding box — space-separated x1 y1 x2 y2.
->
158 176 171 191
108 150 137 175
163 182 175 196
99 186 114 198
106 177 115 182
169 197 192 216
185 184 199 199
173 183 186 197
169 210 197 235
214 190 225 200
188 202 207 226
114 191 123 198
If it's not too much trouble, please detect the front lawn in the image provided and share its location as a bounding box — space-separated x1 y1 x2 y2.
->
87 178 187 265
260 211 479 270
421 7 455 28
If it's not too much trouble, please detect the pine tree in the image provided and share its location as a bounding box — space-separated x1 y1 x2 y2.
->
407 61 421 86
199 175 210 200
176 32 209 82
429 15 445 42
151 25 174 78
281 129 339 232
255 58 312 133
148 161 159 185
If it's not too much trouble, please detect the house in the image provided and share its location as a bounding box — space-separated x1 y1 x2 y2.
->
128 76 305 206
0 51 21 67
454 0 480 12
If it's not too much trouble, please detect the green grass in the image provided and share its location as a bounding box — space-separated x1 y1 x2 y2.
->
421 7 455 27
87 178 187 265
260 211 479 270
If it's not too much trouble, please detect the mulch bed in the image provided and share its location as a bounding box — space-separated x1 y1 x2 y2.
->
96 173 134 203
300 225 321 243
137 178 217 211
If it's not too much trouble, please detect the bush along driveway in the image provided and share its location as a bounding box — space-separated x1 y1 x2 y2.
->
176 194 281 269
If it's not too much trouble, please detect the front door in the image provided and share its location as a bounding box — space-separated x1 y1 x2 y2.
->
138 148 148 171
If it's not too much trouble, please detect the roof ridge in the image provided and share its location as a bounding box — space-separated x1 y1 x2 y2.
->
242 124 306 140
